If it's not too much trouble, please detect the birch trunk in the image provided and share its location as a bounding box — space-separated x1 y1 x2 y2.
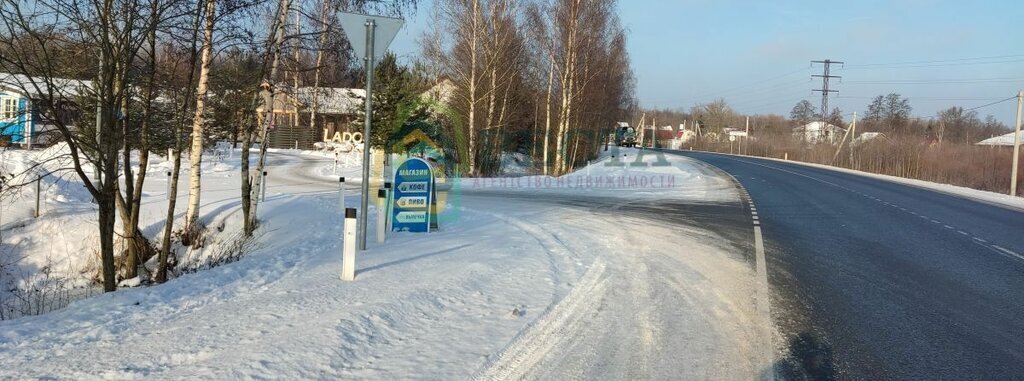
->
158 2 204 282
466 0 480 175
184 0 216 233
248 0 291 230
543 58 553 175
308 2 330 133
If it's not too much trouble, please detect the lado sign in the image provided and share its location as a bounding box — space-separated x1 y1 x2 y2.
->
323 128 364 144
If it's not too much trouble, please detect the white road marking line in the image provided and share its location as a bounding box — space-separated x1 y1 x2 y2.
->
973 237 988 243
958 231 969 236
992 245 1024 262
944 225 954 229
752 224 773 378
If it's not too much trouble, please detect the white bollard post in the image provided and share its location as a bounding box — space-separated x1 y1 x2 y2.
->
342 208 357 281
34 175 41 218
260 171 268 201
166 171 172 200
376 189 387 244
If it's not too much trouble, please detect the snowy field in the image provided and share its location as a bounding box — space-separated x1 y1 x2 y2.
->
0 147 775 379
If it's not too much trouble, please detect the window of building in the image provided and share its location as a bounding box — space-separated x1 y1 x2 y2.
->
1 98 17 120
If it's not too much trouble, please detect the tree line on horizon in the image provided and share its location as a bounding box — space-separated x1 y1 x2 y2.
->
638 94 1010 146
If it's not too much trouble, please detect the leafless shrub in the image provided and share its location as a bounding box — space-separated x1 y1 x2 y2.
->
177 222 207 249
0 247 97 320
173 228 263 277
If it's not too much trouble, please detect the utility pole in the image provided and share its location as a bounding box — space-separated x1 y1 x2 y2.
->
1011 90 1022 196
849 112 857 167
812 59 843 142
744 116 750 155
651 116 657 149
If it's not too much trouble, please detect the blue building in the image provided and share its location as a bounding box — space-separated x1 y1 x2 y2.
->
0 74 88 147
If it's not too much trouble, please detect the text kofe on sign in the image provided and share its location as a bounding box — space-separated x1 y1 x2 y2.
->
398 181 429 193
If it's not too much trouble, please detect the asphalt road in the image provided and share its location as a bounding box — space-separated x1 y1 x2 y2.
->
669 150 1024 380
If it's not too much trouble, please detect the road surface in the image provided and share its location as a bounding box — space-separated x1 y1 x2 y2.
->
669 150 1024 379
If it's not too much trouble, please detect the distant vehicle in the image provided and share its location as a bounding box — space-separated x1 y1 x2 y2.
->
614 124 637 147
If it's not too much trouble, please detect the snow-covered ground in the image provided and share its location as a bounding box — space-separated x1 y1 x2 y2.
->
0 147 774 379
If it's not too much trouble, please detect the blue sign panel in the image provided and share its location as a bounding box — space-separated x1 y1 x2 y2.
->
391 157 435 232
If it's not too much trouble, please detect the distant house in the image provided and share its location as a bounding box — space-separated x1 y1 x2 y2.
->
256 86 365 149
851 132 885 146
655 126 675 147
976 131 1021 147
638 125 676 147
421 78 456 105
0 74 89 147
793 121 846 144
676 123 697 144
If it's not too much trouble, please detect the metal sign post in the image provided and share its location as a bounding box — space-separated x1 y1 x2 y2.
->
337 11 404 250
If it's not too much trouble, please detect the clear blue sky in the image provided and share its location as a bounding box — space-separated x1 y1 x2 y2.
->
389 0 1024 125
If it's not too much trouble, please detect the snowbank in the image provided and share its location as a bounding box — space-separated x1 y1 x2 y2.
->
0 147 770 379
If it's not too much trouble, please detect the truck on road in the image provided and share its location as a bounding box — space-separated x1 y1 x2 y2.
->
614 123 637 147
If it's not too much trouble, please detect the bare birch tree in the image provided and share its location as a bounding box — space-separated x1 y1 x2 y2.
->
183 0 215 237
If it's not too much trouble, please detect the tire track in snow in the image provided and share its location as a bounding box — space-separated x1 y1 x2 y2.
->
465 208 609 381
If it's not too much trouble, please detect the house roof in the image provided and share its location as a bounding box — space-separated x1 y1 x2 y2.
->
643 126 675 140
257 86 365 115
421 79 455 104
0 73 92 99
793 121 844 132
976 131 1021 146
296 87 364 114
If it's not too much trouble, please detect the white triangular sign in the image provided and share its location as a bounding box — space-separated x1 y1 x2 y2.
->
337 12 404 61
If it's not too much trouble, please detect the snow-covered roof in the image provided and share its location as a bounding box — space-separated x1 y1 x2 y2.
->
793 121 844 132
421 79 455 104
976 131 1021 146
0 73 92 99
259 86 364 115
852 132 885 146
296 87 364 115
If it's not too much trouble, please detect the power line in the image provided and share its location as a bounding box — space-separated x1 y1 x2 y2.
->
725 80 814 103
907 95 1018 121
842 55 1024 69
963 95 1018 112
840 59 1024 71
741 95 809 113
843 77 1024 85
837 96 1006 101
691 66 810 102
